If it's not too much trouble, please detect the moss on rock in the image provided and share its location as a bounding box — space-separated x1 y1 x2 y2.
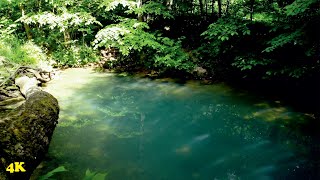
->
0 90 59 180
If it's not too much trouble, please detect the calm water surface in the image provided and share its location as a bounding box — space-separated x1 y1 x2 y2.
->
32 68 318 180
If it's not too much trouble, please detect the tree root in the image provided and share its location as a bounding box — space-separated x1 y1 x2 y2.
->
0 66 54 87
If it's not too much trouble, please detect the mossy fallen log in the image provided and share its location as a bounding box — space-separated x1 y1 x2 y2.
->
0 76 59 180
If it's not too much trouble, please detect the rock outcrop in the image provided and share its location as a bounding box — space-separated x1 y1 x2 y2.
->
0 76 59 180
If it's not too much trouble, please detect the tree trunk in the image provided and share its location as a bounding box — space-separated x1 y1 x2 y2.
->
0 76 59 180
218 0 222 18
19 4 32 40
63 29 71 47
250 0 254 21
137 0 143 21
167 0 173 10
199 0 204 15
225 0 230 15
38 0 41 12
212 0 215 14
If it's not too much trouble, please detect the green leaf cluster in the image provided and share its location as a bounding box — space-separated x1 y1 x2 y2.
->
38 166 108 180
0 17 18 39
285 0 318 16
0 37 48 65
94 19 194 72
199 0 319 79
202 18 251 42
83 169 108 180
53 44 99 67
19 11 101 33
263 28 303 53
127 2 173 20
100 0 136 12
38 166 68 180
232 57 273 71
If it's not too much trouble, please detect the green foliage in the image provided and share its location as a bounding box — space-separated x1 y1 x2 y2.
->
0 17 18 39
127 1 174 20
199 17 252 75
38 166 107 180
259 0 319 78
0 0 318 79
39 166 68 180
52 44 99 67
94 19 194 72
19 11 101 33
263 0 319 54
264 66 309 79
285 0 318 16
263 28 303 53
201 18 250 42
252 13 276 23
230 56 309 79
94 19 150 55
0 37 47 65
83 169 108 180
199 0 319 79
154 37 193 70
232 57 273 71
99 0 136 11
200 17 251 59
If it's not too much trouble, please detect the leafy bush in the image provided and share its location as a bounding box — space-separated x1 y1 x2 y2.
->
127 1 174 21
52 44 99 67
232 56 273 71
38 166 68 180
100 0 136 11
19 11 101 34
38 166 107 180
83 169 108 180
198 17 252 76
0 37 47 65
200 0 320 79
94 18 194 72
285 0 318 16
201 18 251 42
0 17 18 40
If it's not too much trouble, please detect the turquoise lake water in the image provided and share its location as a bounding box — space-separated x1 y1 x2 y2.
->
31 69 319 180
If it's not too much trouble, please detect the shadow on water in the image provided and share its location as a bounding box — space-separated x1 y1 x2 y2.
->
31 69 320 180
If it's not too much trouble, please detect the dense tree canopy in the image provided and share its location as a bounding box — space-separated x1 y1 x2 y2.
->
0 0 319 80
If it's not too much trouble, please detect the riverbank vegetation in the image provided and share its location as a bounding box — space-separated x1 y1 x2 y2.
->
0 0 319 109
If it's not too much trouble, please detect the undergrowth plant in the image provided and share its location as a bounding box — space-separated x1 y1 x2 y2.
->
94 18 194 72
52 44 99 67
38 166 107 180
0 36 47 66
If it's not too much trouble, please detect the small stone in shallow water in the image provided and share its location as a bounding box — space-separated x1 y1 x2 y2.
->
175 146 191 154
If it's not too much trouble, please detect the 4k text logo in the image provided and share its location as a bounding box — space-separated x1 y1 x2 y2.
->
6 162 26 173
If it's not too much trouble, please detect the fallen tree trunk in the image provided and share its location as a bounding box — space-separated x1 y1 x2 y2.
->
0 76 59 180
0 66 53 87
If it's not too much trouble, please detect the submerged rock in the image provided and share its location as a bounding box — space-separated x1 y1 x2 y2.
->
193 66 207 77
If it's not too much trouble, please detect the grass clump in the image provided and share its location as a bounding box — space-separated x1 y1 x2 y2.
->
0 36 47 66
